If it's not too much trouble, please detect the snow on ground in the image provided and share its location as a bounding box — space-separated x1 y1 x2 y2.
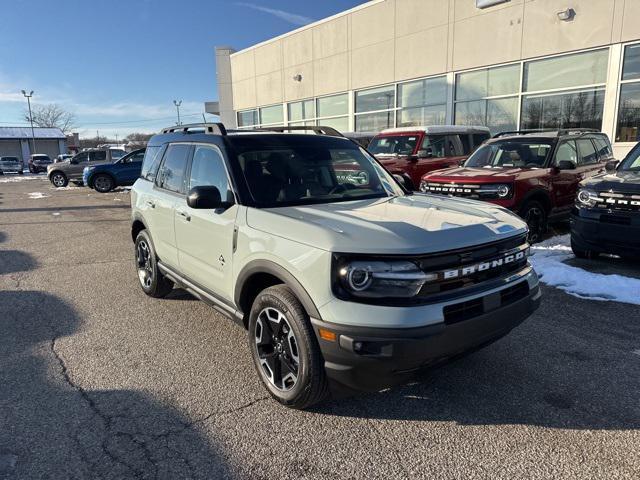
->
530 234 640 305
27 192 50 199
0 174 45 183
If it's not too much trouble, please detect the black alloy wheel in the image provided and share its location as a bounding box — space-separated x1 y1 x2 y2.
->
134 230 173 298
521 200 547 244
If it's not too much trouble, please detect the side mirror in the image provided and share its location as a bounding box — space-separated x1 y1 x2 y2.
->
393 174 408 190
187 186 233 210
556 160 576 170
605 160 619 172
417 148 433 159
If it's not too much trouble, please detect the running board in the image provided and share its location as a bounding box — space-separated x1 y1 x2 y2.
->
157 262 244 326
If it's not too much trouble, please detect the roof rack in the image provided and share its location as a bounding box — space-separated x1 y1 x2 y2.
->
254 125 345 137
161 123 227 135
493 128 599 138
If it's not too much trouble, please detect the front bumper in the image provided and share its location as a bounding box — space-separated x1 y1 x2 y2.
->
312 269 541 392
32 164 49 172
571 207 640 257
0 164 22 172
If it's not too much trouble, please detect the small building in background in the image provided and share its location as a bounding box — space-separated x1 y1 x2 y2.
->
0 127 67 164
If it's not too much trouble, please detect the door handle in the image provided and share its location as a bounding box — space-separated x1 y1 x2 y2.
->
176 210 191 221
146 200 155 208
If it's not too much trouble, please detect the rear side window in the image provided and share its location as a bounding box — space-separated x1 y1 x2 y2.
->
140 146 163 181
577 139 598 165
157 144 191 194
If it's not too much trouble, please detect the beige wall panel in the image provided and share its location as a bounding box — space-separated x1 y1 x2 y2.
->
313 16 349 59
230 51 255 82
522 0 615 59
351 0 395 50
255 71 283 106
283 29 313 68
454 0 523 22
351 40 395 90
314 53 350 96
452 4 523 71
396 0 449 35
396 25 449 81
284 63 315 101
621 0 640 43
254 41 282 76
233 77 257 110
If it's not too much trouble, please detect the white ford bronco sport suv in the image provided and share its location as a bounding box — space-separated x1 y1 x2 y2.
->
131 123 541 409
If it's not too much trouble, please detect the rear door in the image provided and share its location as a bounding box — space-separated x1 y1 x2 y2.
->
151 143 192 269
576 137 605 180
175 144 238 303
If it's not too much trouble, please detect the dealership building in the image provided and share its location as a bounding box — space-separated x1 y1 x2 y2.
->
213 0 640 157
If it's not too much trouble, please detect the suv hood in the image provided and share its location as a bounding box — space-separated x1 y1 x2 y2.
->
246 195 527 255
581 170 640 194
425 166 544 183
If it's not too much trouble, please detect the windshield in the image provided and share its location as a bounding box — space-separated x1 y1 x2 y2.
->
464 140 553 168
33 155 51 161
620 145 640 171
368 135 419 156
230 135 404 208
1 157 18 162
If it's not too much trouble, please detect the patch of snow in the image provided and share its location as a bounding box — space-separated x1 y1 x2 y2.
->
530 234 640 305
27 192 49 199
113 198 123 202
52 212 61 216
50 186 80 191
0 175 44 183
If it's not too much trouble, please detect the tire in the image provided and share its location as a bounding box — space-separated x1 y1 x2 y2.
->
92 174 114 193
0 171 4 176
29 166 34 173
520 200 547 244
18 170 23 175
50 171 68 188
571 238 597 259
248 285 329 409
134 230 173 298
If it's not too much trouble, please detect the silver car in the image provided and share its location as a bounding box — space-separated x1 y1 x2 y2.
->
0 156 23 175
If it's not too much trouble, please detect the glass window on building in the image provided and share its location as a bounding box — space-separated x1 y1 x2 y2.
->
521 88 605 131
397 76 447 127
355 111 394 132
259 105 283 125
355 86 395 113
523 49 608 92
238 109 258 127
318 116 349 133
317 93 348 118
617 44 640 142
288 100 315 122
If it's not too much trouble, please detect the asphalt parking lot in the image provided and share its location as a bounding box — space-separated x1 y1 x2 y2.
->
1 175 639 480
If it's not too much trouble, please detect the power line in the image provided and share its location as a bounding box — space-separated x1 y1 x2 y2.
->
0 112 213 128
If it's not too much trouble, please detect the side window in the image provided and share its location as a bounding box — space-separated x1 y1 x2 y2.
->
577 139 598 165
472 133 490 149
421 135 447 157
188 145 232 201
140 146 163 181
90 151 107 162
593 136 613 160
74 152 89 163
132 151 145 163
554 140 578 167
157 144 191 194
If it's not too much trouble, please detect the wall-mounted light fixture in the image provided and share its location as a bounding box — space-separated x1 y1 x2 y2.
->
292 74 303 82
557 8 576 21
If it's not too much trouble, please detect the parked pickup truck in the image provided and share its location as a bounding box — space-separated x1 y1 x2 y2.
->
420 129 614 242
130 123 541 409
367 125 490 190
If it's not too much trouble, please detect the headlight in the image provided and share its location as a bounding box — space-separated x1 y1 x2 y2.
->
478 184 512 199
84 166 95 173
336 260 435 298
577 188 599 208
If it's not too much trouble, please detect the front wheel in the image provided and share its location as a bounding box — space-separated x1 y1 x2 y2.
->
248 285 329 409
571 238 597 259
520 200 547 244
50 172 68 188
93 174 114 193
134 230 173 298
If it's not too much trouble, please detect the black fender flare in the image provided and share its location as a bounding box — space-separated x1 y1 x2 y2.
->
235 260 321 320
130 213 149 242
518 188 552 214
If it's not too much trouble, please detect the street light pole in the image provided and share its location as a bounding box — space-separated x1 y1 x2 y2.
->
173 100 182 126
21 90 36 155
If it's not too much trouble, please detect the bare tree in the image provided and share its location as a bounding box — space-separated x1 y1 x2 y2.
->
23 104 77 134
124 132 154 143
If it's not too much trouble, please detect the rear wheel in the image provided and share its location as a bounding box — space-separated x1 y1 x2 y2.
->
50 172 68 188
134 230 173 298
520 200 547 244
248 285 329 409
93 174 115 193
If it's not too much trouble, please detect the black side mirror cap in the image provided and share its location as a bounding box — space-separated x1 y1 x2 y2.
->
605 160 619 172
556 160 576 170
187 186 233 210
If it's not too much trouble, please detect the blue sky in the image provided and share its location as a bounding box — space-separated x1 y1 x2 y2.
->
0 0 363 138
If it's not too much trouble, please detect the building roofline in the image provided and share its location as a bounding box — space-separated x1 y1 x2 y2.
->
230 0 385 57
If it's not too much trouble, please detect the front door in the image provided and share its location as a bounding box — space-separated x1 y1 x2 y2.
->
119 150 146 185
175 144 238 303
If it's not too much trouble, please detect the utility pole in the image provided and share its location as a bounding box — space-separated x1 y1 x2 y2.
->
173 100 182 126
21 90 36 155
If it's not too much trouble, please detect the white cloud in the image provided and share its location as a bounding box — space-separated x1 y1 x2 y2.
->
235 2 313 26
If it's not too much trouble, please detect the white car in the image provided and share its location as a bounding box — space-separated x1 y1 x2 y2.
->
0 156 24 175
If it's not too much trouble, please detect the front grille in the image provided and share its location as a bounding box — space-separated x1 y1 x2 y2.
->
415 234 529 299
423 182 481 199
593 192 640 212
600 214 632 225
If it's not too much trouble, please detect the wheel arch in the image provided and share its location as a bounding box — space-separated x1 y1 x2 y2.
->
131 214 148 243
235 260 321 329
519 188 552 215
